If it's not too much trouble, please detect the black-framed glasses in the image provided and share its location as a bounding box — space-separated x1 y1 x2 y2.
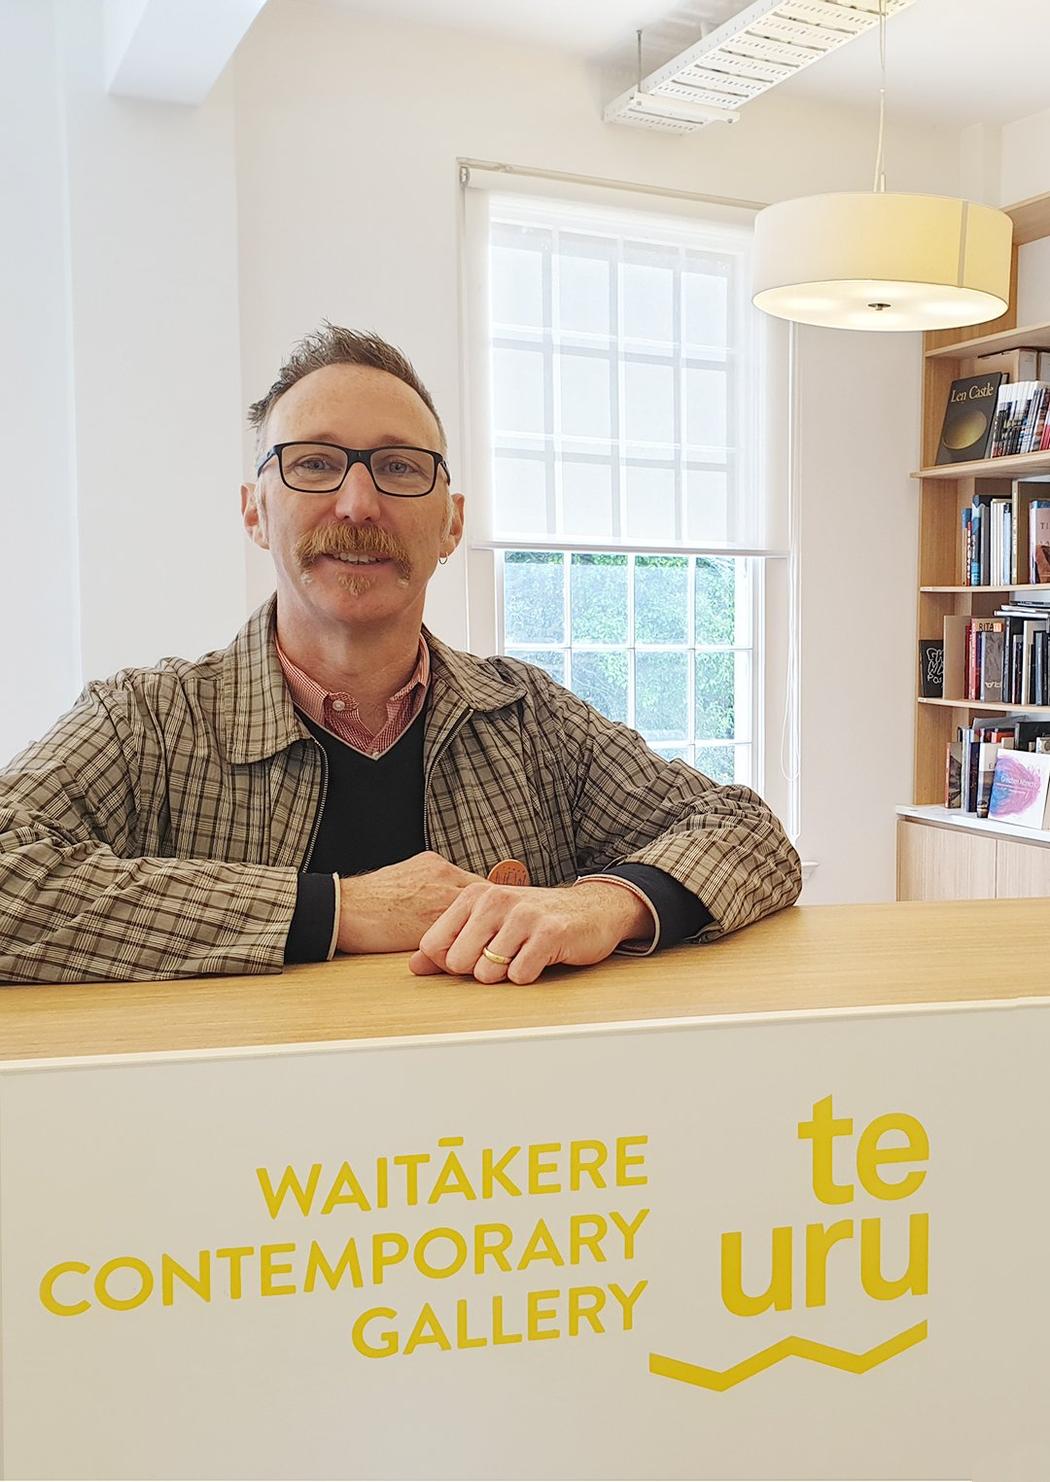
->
256 442 450 497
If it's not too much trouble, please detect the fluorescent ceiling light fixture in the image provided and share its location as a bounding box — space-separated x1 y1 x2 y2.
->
604 0 917 133
751 0 1013 331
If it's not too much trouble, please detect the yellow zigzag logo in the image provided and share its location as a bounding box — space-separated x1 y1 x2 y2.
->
649 1319 927 1392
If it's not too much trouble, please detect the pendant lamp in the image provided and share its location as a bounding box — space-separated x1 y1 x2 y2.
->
752 1 1013 332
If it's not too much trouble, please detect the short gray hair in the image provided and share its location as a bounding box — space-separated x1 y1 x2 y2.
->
248 322 447 460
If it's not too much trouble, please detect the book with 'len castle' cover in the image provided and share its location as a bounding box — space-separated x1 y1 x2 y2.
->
935 372 1005 465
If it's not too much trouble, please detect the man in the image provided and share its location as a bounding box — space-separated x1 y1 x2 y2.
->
0 326 801 987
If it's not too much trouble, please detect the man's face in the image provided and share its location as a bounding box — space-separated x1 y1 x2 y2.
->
241 363 464 635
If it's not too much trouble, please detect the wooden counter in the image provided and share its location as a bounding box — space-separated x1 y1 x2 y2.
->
2 898 1048 1062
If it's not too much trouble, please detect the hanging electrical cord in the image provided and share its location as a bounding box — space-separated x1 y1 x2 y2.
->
872 0 887 193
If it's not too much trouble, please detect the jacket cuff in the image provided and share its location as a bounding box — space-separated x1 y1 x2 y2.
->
284 873 339 964
590 863 712 955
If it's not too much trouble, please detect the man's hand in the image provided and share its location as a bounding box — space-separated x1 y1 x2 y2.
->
336 852 488 954
408 879 653 985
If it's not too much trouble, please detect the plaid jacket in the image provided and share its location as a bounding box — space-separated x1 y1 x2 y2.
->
0 594 801 984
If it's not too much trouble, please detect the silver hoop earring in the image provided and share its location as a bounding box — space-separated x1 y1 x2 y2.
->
438 554 448 565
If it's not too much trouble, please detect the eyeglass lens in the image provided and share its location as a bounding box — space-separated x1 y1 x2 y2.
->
278 444 437 495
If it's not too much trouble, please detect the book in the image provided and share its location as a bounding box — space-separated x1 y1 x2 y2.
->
976 741 1001 817
987 749 1050 828
975 347 1041 383
945 741 962 808
935 373 1004 465
1030 501 1050 583
979 627 1005 704
918 639 944 698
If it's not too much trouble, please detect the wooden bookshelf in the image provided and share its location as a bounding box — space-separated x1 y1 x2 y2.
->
902 191 1050 901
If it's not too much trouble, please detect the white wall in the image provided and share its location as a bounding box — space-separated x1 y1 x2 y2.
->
3 0 992 905
0 1 80 766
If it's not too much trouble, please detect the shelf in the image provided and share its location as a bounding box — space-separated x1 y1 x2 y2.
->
897 803 1050 846
914 450 1050 480
920 584 1050 593
918 697 1050 714
924 318 1050 360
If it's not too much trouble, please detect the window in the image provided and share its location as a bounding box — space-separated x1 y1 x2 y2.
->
462 183 787 800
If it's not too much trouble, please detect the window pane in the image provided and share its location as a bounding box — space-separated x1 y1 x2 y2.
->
570 554 628 644
493 347 545 435
559 245 611 337
625 466 675 544
635 555 688 644
504 552 564 645
493 455 547 536
683 269 728 351
652 744 691 763
624 361 674 446
560 354 612 440
571 650 628 724
695 651 735 740
510 648 565 685
684 469 729 544
491 244 544 330
684 366 727 451
695 558 736 645
636 651 688 742
561 461 614 539
622 261 674 345
694 743 736 785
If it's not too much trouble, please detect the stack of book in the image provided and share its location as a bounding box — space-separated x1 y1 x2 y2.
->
958 488 1050 587
947 715 1050 818
988 381 1050 456
943 593 1050 704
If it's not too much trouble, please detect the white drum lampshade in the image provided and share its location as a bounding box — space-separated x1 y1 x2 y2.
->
752 192 1013 332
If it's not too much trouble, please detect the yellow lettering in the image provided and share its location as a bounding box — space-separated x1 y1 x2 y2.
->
517 1218 565 1270
608 1280 647 1331
392 1152 430 1205
260 1242 297 1297
568 1286 606 1335
527 1288 560 1340
95 1256 153 1312
492 1294 523 1345
428 1147 477 1204
527 1142 562 1194
569 1213 608 1264
404 1302 451 1355
455 1298 486 1349
481 1145 521 1198
609 1207 649 1260
304 1238 364 1293
39 1261 90 1317
721 1228 793 1316
256 1164 321 1219
215 1246 254 1300
569 1140 607 1191
372 1232 409 1284
798 1095 854 1204
804 1220 853 1308
473 1223 514 1275
615 1136 648 1187
857 1114 929 1201
320 1160 372 1215
861 1214 929 1300
161 1251 211 1306
352 1306 399 1358
414 1228 468 1279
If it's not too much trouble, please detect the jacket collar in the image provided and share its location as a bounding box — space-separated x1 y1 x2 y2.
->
220 593 525 764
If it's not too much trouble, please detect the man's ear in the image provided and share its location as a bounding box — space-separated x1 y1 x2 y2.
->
444 492 466 555
241 482 269 549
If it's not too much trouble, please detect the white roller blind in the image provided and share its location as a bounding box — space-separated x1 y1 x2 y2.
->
459 163 788 558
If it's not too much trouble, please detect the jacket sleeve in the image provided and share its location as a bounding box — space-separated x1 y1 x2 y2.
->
0 683 299 985
539 674 801 940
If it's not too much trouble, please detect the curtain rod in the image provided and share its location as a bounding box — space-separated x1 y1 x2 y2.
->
457 157 767 213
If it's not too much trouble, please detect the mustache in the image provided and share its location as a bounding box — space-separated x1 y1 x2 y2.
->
298 527 409 566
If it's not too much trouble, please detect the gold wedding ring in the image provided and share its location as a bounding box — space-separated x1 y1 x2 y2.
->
481 946 514 966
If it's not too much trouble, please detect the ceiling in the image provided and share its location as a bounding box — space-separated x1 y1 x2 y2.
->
315 0 1050 128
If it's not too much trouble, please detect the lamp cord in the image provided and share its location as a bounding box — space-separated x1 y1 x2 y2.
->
872 0 887 192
